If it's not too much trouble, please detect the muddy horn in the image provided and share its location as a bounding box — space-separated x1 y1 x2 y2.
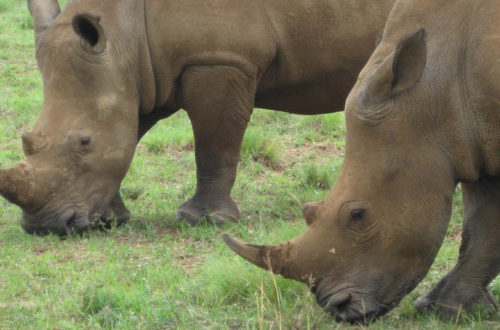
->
0 163 35 209
223 234 293 275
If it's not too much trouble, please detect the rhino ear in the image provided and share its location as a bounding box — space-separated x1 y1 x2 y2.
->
359 29 427 107
28 0 61 48
72 14 106 54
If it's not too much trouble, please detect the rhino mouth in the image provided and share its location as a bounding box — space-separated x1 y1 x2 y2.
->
315 277 422 324
316 286 391 324
21 207 97 236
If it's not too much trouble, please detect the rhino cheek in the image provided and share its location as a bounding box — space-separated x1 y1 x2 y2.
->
275 228 345 288
294 213 435 311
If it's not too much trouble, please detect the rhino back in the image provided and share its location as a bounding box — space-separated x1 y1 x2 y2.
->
145 0 275 109
255 0 395 113
145 0 395 114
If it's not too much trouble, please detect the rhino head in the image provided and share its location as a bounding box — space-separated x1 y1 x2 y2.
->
225 18 473 322
1 0 153 235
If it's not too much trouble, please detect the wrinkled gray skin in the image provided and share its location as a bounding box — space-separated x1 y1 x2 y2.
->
0 0 395 235
225 0 500 323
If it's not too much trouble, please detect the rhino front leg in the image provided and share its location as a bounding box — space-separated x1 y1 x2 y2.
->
99 109 178 228
177 65 256 225
109 191 132 225
100 191 131 227
416 178 500 318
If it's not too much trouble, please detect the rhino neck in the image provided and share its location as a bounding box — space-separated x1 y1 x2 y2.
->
458 1 500 178
405 0 485 184
437 1 500 181
143 0 179 113
137 0 156 115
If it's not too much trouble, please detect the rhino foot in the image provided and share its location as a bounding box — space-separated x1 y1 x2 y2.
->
415 277 498 319
97 209 131 229
176 195 239 226
98 192 131 228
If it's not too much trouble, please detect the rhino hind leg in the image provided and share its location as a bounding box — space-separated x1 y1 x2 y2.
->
176 65 256 225
416 178 500 318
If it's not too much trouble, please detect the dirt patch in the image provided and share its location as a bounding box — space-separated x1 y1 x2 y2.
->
282 140 344 165
136 143 194 159
254 139 344 174
32 246 47 255
155 226 182 236
171 239 209 271
446 231 462 243
174 253 201 271
113 233 151 248
31 243 107 266
168 143 195 158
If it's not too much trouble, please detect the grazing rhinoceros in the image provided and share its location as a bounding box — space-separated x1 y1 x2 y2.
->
0 0 396 235
225 0 500 323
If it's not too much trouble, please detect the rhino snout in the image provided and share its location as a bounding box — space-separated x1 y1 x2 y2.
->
315 285 389 324
21 208 92 236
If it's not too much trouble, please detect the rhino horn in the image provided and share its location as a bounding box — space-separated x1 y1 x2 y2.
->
22 132 47 156
28 0 61 47
0 163 35 209
302 201 321 226
223 234 291 275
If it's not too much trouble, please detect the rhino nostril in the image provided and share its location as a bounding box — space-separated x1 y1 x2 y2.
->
325 292 351 313
64 213 77 235
64 213 93 235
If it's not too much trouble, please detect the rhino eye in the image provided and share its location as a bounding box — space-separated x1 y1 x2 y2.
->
350 208 366 221
80 137 91 146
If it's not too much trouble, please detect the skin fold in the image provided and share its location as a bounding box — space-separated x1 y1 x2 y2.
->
225 0 500 323
0 0 395 234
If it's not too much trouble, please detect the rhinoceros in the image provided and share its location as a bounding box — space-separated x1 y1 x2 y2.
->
1 0 396 235
225 0 500 322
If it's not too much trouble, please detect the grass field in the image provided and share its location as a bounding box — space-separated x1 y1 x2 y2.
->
1 1 500 329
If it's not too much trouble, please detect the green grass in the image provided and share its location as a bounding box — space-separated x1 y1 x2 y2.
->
1 1 500 329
